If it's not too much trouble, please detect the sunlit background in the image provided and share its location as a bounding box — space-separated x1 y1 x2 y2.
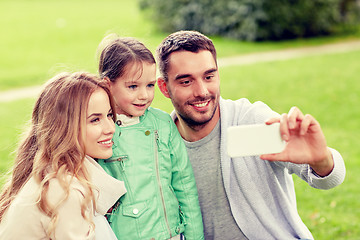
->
0 0 359 239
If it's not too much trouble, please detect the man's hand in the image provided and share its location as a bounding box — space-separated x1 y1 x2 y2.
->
260 106 334 177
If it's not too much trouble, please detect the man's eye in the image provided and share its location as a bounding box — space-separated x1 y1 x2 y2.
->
205 75 214 80
180 80 191 85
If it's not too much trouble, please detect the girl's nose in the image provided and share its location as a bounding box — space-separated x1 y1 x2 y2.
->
138 88 149 100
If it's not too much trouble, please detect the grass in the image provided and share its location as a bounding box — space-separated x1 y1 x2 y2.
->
1 0 359 239
1 0 359 90
0 0 163 90
219 50 360 239
0 99 34 186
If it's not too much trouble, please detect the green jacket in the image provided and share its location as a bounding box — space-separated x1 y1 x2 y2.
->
98 107 204 240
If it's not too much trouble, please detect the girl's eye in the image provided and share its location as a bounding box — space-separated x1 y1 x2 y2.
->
107 112 114 118
147 83 155 88
128 85 137 89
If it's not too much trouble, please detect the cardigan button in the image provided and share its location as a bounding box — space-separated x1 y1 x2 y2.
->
145 130 150 136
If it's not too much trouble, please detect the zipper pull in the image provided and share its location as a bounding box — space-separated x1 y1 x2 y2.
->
120 159 125 171
155 130 161 152
119 156 127 171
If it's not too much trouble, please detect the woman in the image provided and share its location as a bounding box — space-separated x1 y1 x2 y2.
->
0 72 126 239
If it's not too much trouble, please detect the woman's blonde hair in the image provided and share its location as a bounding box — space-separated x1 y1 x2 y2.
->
0 72 115 236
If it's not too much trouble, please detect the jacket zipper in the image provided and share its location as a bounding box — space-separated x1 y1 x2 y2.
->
105 157 132 215
118 157 131 201
169 186 185 225
104 155 128 163
154 130 172 237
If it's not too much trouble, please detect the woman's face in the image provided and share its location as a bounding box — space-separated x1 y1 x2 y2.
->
84 88 115 159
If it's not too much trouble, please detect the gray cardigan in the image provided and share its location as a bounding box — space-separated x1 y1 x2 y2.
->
219 97 346 239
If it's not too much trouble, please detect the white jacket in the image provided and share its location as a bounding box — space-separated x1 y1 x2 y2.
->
0 156 126 240
219 97 346 239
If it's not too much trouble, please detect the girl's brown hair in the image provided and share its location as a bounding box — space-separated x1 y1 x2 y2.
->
97 33 156 82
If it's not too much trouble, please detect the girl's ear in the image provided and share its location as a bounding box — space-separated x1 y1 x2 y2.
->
157 77 170 98
103 77 112 88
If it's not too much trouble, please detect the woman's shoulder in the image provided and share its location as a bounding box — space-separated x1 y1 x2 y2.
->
47 175 86 205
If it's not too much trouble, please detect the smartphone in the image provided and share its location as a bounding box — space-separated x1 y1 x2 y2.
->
227 123 286 157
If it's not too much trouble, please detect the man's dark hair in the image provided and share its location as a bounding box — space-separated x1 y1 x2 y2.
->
156 30 217 81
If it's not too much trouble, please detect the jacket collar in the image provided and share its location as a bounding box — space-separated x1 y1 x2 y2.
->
116 114 140 127
84 156 126 215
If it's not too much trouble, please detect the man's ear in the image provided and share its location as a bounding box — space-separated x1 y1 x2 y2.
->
157 77 170 98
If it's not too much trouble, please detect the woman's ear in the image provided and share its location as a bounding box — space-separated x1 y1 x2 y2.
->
157 77 170 98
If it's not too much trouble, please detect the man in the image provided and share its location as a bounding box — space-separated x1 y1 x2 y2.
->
156 30 345 239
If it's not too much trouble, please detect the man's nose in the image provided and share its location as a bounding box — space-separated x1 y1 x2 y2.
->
193 80 209 97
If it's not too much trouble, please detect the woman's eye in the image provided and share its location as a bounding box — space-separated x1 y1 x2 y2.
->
107 113 114 118
91 118 100 123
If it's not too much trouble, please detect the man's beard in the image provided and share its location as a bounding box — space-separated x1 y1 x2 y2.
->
177 100 218 131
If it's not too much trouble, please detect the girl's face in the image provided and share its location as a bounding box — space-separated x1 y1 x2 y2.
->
109 62 156 117
85 88 115 159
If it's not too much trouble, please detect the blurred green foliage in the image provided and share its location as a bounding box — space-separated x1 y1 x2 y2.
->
139 0 360 41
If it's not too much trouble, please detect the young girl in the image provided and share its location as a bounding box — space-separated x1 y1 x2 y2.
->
97 35 204 240
0 72 126 239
